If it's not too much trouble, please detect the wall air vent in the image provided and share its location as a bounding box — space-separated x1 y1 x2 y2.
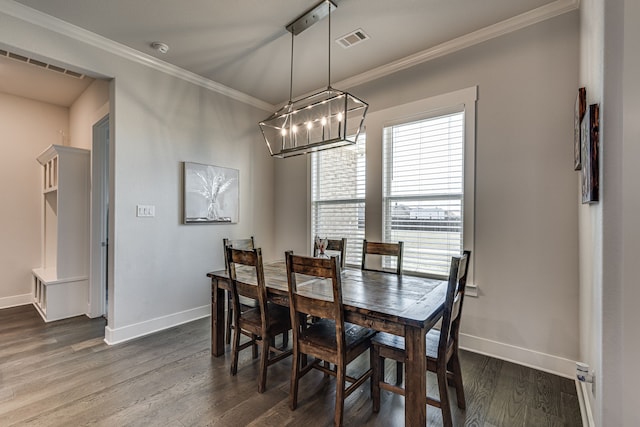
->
336 28 370 49
0 49 86 79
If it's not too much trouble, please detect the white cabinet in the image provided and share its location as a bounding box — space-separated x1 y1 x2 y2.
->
32 145 90 322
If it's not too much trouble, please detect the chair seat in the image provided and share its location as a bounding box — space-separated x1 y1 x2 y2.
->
301 319 376 348
240 303 292 335
371 330 443 360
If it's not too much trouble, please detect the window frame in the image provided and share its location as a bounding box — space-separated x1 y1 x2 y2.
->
307 86 477 292
382 108 465 278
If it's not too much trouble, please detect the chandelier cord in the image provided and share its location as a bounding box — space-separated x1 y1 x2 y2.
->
327 0 331 89
289 30 294 104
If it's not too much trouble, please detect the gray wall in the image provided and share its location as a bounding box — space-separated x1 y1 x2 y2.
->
0 10 275 342
275 12 580 375
586 0 640 424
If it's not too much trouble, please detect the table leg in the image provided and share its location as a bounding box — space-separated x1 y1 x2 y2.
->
404 325 427 426
211 278 226 356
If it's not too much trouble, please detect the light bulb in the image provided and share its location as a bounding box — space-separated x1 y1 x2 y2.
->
337 112 343 122
281 128 287 136
321 117 327 126
306 121 313 130
292 125 298 134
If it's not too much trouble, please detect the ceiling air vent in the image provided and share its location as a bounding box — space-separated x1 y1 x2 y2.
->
0 49 85 79
336 28 370 49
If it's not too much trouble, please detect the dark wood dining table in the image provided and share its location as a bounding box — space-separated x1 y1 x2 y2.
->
207 260 448 427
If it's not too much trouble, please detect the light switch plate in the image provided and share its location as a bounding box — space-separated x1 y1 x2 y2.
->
136 204 155 217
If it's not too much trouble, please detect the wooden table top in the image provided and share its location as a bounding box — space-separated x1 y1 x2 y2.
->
208 260 447 331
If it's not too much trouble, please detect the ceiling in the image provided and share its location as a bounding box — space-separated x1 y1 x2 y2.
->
0 53 94 107
4 0 571 107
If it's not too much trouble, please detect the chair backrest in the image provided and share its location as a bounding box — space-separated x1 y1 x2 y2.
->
361 240 404 274
449 250 471 341
225 246 269 331
223 236 255 270
437 251 470 358
285 251 346 353
313 238 347 268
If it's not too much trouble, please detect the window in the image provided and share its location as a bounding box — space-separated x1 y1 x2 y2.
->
383 111 464 277
310 87 476 286
311 135 365 266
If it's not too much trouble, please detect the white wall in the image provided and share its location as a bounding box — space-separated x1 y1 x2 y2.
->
69 79 110 150
578 0 605 422
275 12 581 375
0 92 69 308
0 9 274 343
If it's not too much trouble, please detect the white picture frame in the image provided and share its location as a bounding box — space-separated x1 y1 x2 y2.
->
183 162 239 224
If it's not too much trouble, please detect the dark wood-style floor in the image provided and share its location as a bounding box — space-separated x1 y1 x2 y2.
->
0 305 582 426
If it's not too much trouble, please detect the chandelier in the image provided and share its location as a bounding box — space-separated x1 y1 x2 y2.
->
259 0 368 158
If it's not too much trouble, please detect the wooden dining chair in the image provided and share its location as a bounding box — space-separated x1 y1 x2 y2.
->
361 240 404 275
313 237 347 268
370 250 470 427
285 251 376 427
226 246 293 393
360 239 404 380
222 236 255 344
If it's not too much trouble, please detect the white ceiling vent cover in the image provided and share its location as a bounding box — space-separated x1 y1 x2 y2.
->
336 28 370 48
0 49 85 79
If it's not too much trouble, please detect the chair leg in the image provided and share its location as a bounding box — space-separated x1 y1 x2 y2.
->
371 346 382 413
436 363 453 427
225 292 232 345
258 335 270 393
323 360 331 379
230 321 241 375
449 351 466 409
395 360 403 385
334 363 346 427
290 352 301 410
251 334 258 359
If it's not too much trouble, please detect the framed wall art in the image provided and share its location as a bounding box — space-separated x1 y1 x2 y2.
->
574 87 586 170
581 103 599 204
183 162 239 224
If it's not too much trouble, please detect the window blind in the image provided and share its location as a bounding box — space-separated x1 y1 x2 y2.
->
311 136 366 266
383 112 464 277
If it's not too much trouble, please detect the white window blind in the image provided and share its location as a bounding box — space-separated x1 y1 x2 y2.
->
311 136 365 266
383 112 464 277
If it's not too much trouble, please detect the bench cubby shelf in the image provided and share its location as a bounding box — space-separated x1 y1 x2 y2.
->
32 145 90 322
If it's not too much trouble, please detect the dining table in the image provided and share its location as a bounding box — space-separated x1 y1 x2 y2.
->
207 260 448 427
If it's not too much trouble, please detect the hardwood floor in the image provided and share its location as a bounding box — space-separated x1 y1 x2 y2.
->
0 305 582 426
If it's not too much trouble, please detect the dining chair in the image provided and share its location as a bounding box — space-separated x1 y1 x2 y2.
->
313 237 347 268
361 239 404 380
223 236 256 345
285 251 376 427
361 240 404 275
370 250 470 427
226 246 293 393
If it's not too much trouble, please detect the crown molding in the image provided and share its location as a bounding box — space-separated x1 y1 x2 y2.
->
335 0 580 91
0 0 274 112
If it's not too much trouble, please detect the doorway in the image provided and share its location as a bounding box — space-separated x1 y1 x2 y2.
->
89 115 109 319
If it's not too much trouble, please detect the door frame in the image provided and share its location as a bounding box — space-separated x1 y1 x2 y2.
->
88 114 109 318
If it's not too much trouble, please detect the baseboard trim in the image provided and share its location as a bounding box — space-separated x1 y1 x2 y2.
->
0 293 32 309
104 305 210 345
576 380 595 427
459 333 576 379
